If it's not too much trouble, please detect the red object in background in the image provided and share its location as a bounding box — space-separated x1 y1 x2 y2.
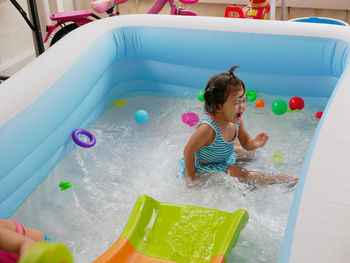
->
243 0 270 20
315 111 323 119
225 6 245 18
225 0 270 20
289 96 305 110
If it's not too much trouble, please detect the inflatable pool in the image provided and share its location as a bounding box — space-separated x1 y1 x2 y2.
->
1 15 350 262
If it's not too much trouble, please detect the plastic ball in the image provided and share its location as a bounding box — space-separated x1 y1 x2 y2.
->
289 96 304 110
135 110 149 124
246 90 257 102
271 99 288 115
315 111 323 119
197 90 205 102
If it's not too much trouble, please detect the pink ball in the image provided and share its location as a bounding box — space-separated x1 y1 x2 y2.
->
315 111 323 119
182 112 199 127
289 96 305 110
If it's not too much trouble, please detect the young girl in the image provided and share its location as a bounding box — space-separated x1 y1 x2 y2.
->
182 66 298 184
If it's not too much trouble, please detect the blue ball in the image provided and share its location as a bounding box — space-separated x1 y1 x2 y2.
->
135 110 149 124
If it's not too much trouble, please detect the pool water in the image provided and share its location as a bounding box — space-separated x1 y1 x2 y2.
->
11 93 324 263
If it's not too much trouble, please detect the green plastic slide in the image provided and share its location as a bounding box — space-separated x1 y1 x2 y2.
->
119 195 249 263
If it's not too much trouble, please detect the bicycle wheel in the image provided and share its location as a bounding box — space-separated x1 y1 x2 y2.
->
50 23 79 46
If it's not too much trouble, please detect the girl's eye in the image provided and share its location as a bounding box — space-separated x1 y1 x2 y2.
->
234 100 246 105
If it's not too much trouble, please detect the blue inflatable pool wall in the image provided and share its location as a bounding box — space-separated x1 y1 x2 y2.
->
1 15 350 263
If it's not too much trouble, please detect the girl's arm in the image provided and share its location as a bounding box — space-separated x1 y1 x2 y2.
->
238 119 269 151
183 124 215 182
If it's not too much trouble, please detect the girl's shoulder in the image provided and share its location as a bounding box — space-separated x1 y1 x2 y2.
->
196 121 216 134
195 121 216 146
197 116 218 131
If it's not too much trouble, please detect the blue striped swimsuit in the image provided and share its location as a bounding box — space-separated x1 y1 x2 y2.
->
180 116 239 174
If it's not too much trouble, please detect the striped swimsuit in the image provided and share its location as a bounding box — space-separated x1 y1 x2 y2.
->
180 116 239 174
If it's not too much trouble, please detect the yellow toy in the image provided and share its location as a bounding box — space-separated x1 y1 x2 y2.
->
18 242 73 263
272 152 284 166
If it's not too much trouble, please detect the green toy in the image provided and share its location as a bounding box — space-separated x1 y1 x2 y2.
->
18 242 73 263
117 195 249 262
271 99 288 115
59 181 72 191
197 89 205 102
246 90 257 102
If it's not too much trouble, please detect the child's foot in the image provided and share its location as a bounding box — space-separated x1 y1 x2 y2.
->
272 174 298 187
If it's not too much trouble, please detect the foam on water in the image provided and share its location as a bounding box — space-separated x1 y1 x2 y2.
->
11 93 323 262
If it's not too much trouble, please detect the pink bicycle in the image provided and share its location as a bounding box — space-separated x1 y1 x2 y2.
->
45 0 198 46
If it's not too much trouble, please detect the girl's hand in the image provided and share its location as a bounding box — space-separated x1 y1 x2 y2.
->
254 132 269 147
186 174 195 186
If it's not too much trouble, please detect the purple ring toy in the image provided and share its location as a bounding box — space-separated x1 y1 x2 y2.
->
72 129 96 148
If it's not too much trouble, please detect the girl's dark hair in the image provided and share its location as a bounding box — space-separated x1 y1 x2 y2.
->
204 66 245 115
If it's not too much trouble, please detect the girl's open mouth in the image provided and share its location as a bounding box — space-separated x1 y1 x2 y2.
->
235 113 242 119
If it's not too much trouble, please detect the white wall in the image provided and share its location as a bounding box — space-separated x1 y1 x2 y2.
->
0 0 35 76
0 0 71 77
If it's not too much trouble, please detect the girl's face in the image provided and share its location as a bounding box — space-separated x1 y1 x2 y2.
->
218 88 246 123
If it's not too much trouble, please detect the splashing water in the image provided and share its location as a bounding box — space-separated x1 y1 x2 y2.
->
12 93 323 262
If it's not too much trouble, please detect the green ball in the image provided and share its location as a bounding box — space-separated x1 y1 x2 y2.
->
271 99 288 115
197 89 205 102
